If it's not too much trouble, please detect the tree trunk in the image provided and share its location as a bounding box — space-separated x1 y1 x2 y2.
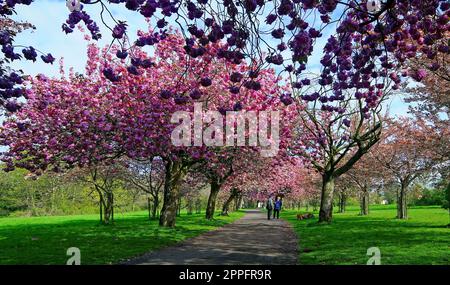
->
159 160 187 227
148 197 152 220
397 182 408 219
177 196 182 217
102 192 114 225
97 188 113 225
221 188 238 216
319 174 335 223
111 193 114 222
206 178 221 219
195 198 202 214
99 195 103 223
153 195 159 218
237 195 243 210
148 194 159 220
233 194 242 211
187 198 193 215
360 188 369 215
338 192 346 213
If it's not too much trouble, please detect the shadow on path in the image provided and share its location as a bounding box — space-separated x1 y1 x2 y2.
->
123 209 298 265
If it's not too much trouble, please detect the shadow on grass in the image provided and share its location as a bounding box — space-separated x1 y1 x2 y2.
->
0 211 244 265
282 206 450 265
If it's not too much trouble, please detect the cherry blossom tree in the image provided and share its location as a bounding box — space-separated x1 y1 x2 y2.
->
370 117 449 219
290 88 389 222
1 6 55 112
1 0 449 227
0 28 296 226
220 156 312 212
343 155 384 215
192 93 297 220
404 30 449 119
2 0 448 117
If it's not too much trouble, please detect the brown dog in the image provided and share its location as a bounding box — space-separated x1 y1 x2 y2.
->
296 213 315 220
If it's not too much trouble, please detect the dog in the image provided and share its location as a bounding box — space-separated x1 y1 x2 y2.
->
296 213 315 220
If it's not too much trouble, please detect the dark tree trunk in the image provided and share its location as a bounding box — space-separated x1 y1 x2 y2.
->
147 197 152 220
99 195 103 223
234 194 240 211
221 188 238 216
187 199 193 215
95 183 114 225
177 197 182 217
338 192 346 213
152 195 159 219
206 177 221 219
236 195 243 210
397 182 408 219
319 174 335 223
111 193 114 222
159 160 187 227
103 192 114 225
360 188 369 215
148 196 159 220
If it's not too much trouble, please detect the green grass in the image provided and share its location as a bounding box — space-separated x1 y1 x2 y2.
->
283 205 450 265
0 210 245 265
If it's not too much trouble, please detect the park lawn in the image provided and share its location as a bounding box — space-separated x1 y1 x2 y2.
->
283 205 450 265
0 210 245 265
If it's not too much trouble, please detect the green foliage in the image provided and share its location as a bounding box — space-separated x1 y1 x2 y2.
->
0 168 152 217
412 187 446 207
0 169 96 216
0 210 245 264
0 168 34 214
283 205 449 265
443 183 449 210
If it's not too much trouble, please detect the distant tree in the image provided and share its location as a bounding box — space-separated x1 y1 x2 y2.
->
334 177 358 214
343 155 385 215
67 163 123 224
404 38 450 221
119 158 165 220
371 118 449 219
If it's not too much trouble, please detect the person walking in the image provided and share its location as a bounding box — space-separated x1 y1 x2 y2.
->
273 196 282 219
266 196 274 220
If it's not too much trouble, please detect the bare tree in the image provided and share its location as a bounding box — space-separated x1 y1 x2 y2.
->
119 158 165 220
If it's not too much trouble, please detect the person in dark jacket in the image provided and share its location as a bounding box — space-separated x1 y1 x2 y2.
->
273 196 282 219
266 196 274 220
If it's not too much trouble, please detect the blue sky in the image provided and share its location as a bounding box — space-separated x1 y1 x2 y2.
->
10 0 410 117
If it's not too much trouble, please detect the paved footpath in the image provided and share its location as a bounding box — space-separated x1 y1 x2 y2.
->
124 209 298 265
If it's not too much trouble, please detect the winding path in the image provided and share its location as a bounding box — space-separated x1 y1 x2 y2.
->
124 209 298 265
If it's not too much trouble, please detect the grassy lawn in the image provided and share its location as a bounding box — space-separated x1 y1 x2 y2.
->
0 210 245 265
282 205 450 265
